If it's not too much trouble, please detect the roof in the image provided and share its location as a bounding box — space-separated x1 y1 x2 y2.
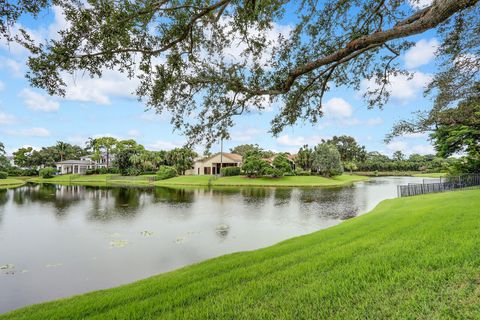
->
196 152 243 163
56 160 92 165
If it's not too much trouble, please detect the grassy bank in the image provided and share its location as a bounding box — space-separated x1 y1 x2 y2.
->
28 174 155 187
3 189 480 319
28 174 368 188
412 172 448 178
0 178 26 189
355 171 446 177
155 174 368 187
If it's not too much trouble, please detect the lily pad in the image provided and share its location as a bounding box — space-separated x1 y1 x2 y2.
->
110 239 129 248
0 264 14 270
140 231 153 237
46 263 63 268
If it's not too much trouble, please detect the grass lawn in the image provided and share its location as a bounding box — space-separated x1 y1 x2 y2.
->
0 178 26 189
3 189 480 319
28 174 156 187
155 174 368 187
412 172 448 178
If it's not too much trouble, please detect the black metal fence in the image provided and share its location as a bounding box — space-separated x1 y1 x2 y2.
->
397 174 480 197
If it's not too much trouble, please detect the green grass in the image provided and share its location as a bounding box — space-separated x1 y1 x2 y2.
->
155 174 368 187
28 174 155 187
412 172 448 178
3 189 480 319
0 178 26 189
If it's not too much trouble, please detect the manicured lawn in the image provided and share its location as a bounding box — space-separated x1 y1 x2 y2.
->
0 178 26 189
155 174 368 187
28 174 156 187
412 172 448 178
3 189 480 319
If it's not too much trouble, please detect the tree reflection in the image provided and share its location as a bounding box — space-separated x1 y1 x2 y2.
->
153 187 195 205
298 187 359 219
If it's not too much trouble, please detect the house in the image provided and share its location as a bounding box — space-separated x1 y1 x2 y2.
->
263 154 297 171
56 153 111 175
190 152 243 175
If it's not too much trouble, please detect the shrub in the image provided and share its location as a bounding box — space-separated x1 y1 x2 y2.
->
295 168 311 176
263 167 283 178
272 154 293 176
125 167 142 176
156 166 177 180
241 155 269 177
39 167 57 179
220 166 241 176
311 143 344 177
0 171 7 179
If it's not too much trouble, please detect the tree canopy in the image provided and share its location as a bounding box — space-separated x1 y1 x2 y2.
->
1 0 478 147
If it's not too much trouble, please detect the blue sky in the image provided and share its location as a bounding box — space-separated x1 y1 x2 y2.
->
0 1 439 156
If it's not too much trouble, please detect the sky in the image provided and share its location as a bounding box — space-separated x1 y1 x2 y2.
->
0 1 440 156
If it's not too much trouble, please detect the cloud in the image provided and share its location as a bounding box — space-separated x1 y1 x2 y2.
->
0 56 24 77
127 129 141 137
148 140 184 151
61 69 139 105
5 127 51 137
404 38 439 69
409 0 433 9
0 111 17 125
276 134 325 147
386 140 408 153
0 80 4 91
323 98 353 118
386 139 435 155
365 117 384 126
402 132 427 139
412 144 435 154
230 128 265 142
361 71 432 103
20 88 60 112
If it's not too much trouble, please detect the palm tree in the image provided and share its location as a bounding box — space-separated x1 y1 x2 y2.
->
55 141 69 162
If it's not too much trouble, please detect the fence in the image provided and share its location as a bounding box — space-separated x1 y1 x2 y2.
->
397 174 480 197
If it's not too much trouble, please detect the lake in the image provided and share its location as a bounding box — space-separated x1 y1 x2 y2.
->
0 176 423 313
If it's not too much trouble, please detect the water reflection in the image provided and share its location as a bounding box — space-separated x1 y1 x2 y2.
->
0 176 424 313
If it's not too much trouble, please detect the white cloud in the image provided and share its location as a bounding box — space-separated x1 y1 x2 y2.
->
412 144 435 154
0 111 17 125
386 140 408 153
365 117 384 126
361 71 432 103
402 132 427 139
20 88 60 112
0 56 23 77
276 134 325 147
127 129 140 137
323 98 353 118
386 139 435 155
62 69 139 105
5 127 51 137
148 140 184 151
409 0 433 9
404 38 439 69
0 80 4 91
231 128 265 142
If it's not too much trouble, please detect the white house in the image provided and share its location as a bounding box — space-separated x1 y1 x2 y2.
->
190 152 243 175
56 153 111 175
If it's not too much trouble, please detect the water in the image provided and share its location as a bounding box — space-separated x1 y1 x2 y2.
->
0 176 423 313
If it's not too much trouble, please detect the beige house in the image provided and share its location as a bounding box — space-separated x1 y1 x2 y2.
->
190 152 243 175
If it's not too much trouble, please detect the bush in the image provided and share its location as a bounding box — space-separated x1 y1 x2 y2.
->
39 167 57 179
311 143 344 177
220 166 241 176
156 166 177 180
262 167 283 178
124 167 142 176
0 171 7 179
295 168 311 176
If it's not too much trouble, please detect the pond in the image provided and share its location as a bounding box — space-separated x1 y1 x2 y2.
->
0 176 423 313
